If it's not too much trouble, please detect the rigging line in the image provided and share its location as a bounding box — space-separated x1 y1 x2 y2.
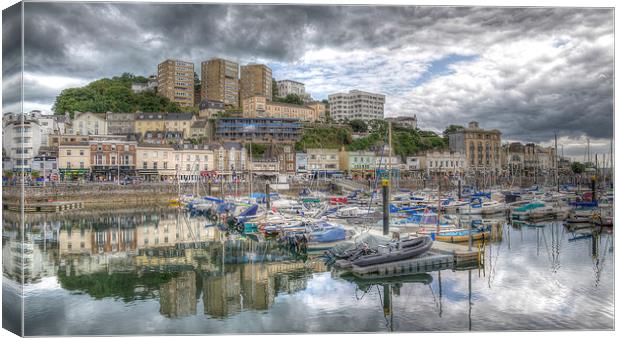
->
540 228 554 268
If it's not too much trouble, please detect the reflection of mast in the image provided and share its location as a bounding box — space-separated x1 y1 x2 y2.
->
381 284 393 332
438 270 443 317
468 269 472 331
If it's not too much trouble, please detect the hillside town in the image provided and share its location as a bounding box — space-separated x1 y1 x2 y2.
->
2 58 572 185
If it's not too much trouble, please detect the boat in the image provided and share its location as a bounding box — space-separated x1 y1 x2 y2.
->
434 227 490 243
351 236 433 267
331 206 377 219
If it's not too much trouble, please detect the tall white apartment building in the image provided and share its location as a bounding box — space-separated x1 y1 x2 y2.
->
2 113 43 172
328 90 385 122
276 80 306 97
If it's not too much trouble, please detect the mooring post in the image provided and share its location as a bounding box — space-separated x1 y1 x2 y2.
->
266 183 271 210
382 178 390 236
458 179 462 200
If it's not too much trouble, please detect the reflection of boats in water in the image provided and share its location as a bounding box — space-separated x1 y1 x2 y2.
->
339 272 433 289
434 228 491 243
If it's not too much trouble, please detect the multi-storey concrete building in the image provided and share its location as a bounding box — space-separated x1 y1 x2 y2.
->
201 58 239 107
275 80 311 101
106 112 136 135
448 121 502 175
70 111 107 135
2 113 43 172
328 90 385 122
240 64 272 103
242 96 324 122
215 117 302 144
157 59 195 107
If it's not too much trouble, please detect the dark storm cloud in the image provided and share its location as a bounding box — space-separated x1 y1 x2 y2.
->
3 2 22 110
6 3 613 146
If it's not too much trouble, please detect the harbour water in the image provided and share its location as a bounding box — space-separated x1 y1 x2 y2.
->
3 208 614 335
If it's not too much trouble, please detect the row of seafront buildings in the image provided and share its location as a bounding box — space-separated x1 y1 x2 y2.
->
2 109 565 182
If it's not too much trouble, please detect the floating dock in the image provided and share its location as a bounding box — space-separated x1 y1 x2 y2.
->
3 201 84 213
333 236 485 278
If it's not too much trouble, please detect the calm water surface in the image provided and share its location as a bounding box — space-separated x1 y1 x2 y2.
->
2 208 614 335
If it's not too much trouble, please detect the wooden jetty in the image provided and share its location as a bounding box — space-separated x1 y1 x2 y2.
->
3 201 84 213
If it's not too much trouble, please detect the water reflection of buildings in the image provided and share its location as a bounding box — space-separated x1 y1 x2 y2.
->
4 211 328 320
160 271 197 317
203 260 325 319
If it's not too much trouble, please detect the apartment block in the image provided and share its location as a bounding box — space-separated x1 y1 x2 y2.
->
276 80 311 102
215 117 301 144
240 64 272 103
328 90 385 122
157 59 195 107
201 58 239 107
242 96 324 122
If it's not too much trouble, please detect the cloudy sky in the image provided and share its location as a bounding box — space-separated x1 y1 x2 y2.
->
1 2 614 160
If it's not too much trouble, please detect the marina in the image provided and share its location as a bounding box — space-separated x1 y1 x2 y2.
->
2 178 614 334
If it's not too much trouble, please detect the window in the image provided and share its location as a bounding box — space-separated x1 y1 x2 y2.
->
186 164 190 171
153 162 158 169
67 162 71 168
79 150 84 156
143 161 147 169
79 162 84 169
163 162 168 169
67 150 72 156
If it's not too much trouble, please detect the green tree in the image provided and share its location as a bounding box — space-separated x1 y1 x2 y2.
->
571 161 586 174
249 143 268 157
194 72 201 96
348 119 368 133
52 73 183 116
274 94 304 105
272 78 278 98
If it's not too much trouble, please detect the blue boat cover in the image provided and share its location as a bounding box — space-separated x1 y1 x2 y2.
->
310 227 346 243
239 204 259 217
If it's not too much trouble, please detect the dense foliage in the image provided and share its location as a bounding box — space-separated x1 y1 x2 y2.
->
273 93 305 105
295 120 446 160
57 271 176 302
571 161 586 174
295 125 353 151
52 73 185 117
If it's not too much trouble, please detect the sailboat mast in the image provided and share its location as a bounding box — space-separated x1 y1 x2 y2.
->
388 121 393 186
555 132 559 192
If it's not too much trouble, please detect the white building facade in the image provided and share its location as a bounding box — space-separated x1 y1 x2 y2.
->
2 113 43 172
70 111 108 136
328 90 385 122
